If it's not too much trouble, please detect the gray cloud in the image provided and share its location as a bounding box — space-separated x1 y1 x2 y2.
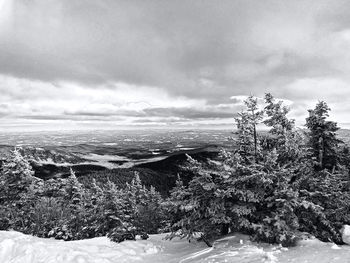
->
64 105 237 120
144 107 234 119
1 0 350 129
64 110 143 118
0 2 344 94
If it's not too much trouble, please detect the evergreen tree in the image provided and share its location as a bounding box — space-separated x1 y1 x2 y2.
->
0 148 35 204
125 172 164 236
64 168 83 208
0 149 38 231
235 96 264 162
77 178 105 238
305 101 342 170
262 93 304 164
167 155 229 247
297 168 350 243
264 93 294 135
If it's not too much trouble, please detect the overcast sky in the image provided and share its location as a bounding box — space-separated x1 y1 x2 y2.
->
1 0 350 131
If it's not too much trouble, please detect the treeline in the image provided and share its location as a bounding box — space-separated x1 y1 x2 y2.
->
1 93 350 246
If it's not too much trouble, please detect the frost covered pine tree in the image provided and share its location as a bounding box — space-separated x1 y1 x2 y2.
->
65 168 84 208
263 93 304 164
167 155 237 247
102 180 138 242
305 101 342 170
0 148 34 204
125 172 164 237
235 96 264 163
0 148 35 230
264 93 295 135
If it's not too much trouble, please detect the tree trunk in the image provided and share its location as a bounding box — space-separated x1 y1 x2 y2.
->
318 137 324 169
221 224 229 235
201 236 213 247
253 123 257 162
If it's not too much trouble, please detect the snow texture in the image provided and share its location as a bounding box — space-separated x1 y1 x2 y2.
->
1 231 350 263
341 225 350 244
0 231 160 263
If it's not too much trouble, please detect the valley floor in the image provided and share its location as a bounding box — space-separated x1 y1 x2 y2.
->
0 231 348 263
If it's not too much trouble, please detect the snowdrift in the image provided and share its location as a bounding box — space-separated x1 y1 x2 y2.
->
0 231 159 263
1 230 350 263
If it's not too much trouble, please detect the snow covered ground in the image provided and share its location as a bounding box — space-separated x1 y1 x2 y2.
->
0 230 349 263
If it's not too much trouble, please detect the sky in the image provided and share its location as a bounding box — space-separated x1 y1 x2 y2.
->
1 0 350 131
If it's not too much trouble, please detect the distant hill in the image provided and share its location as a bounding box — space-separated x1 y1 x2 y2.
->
78 146 220 195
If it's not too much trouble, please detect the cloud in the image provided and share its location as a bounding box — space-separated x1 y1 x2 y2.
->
144 107 235 120
1 0 350 130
